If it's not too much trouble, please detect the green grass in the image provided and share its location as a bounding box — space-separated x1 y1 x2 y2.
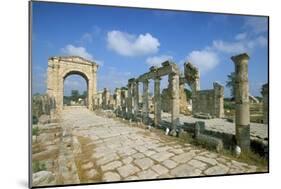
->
32 126 39 136
32 161 46 173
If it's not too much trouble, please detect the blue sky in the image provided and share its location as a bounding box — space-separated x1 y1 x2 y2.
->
32 2 268 97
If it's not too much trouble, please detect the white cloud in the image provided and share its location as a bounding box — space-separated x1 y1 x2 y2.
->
244 17 268 34
212 34 267 54
186 50 219 73
79 33 93 44
146 55 173 67
61 44 104 67
247 36 267 49
212 40 247 54
61 44 93 60
107 30 160 56
235 32 247 40
185 32 267 74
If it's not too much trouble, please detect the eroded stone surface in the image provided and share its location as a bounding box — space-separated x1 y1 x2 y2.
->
101 161 122 172
102 172 121 182
117 164 140 178
33 107 266 186
134 158 154 170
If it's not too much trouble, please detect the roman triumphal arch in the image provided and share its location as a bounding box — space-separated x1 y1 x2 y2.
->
46 56 98 111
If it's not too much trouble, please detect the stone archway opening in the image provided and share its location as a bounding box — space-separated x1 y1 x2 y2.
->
46 56 98 111
63 72 89 107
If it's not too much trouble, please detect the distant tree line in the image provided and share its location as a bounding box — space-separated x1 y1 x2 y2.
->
63 90 87 105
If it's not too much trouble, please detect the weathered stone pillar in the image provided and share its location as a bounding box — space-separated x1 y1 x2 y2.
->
213 82 224 118
133 81 139 118
87 79 94 110
102 88 110 109
114 88 121 110
120 89 127 117
92 64 98 110
127 79 134 119
142 79 149 124
261 83 268 124
169 73 180 131
154 76 161 126
231 53 250 151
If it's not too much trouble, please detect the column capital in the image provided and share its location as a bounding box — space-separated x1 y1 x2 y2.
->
231 53 250 64
128 77 136 83
169 72 180 78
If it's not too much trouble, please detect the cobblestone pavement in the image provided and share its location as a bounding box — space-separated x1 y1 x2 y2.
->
54 107 264 184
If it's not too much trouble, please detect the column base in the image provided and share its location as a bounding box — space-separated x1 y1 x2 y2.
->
236 124 250 151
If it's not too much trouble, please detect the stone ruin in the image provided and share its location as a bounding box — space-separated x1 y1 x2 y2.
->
33 54 268 155
112 61 181 134
183 62 224 118
161 76 191 115
46 56 98 111
32 94 56 124
231 53 251 151
192 82 224 118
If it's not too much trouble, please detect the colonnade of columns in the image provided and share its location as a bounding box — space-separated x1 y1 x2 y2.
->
123 63 181 131
111 53 267 154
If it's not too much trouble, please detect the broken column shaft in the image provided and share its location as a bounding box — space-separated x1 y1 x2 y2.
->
133 81 139 118
169 73 180 131
231 53 250 151
154 76 161 126
127 81 133 119
142 79 149 124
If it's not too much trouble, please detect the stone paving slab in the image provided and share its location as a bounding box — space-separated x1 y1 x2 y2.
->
43 107 266 185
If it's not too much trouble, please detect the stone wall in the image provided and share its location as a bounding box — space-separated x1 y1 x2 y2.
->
161 85 191 115
192 82 224 118
32 95 56 122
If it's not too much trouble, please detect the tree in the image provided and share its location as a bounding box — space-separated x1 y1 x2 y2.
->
80 91 87 99
71 90 80 102
226 72 236 98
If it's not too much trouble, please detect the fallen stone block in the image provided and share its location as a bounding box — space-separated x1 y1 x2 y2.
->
195 134 223 152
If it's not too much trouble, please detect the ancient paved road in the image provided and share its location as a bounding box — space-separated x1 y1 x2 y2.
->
57 107 260 184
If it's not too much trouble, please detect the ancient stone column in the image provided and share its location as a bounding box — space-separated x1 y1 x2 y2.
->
91 64 98 110
88 79 94 110
115 88 121 110
119 89 127 117
231 53 250 151
127 80 134 119
261 83 268 124
133 81 139 118
154 76 161 126
169 73 180 131
102 88 108 109
213 82 224 118
142 79 149 124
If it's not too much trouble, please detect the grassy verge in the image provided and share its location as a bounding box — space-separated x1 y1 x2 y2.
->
32 161 46 173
